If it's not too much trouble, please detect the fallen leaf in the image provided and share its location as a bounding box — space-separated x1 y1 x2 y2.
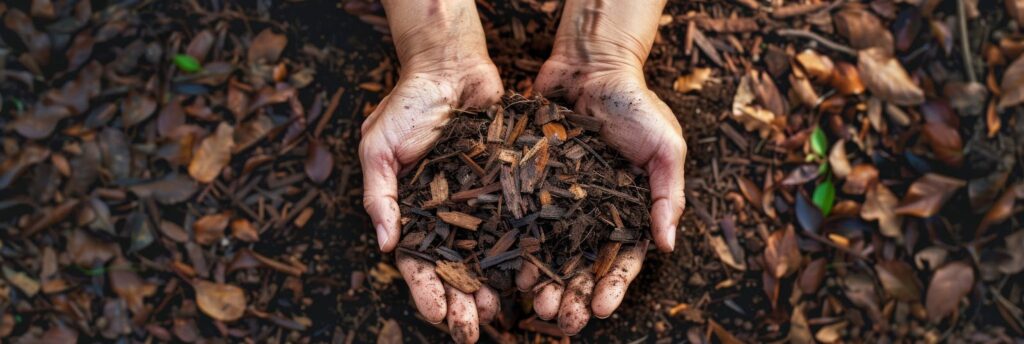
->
782 164 820 186
789 304 814 344
922 122 964 167
3 266 40 297
895 173 966 217
815 321 847 343
159 220 190 243
0 144 50 189
122 91 157 127
305 139 333 183
129 174 199 204
813 180 836 216
998 54 1024 110
830 62 866 95
875 260 921 301
188 122 235 183
673 68 713 93
11 103 71 139
829 140 851 179
733 71 783 139
248 29 287 65
835 6 894 53
978 184 1024 235
194 280 247 322
377 319 403 344
710 234 747 270
925 261 974 323
842 164 878 194
231 218 259 242
796 191 824 233
68 229 119 266
915 246 949 271
185 30 215 62
862 184 903 238
66 31 94 71
157 97 186 137
764 226 801 278
109 258 156 314
795 49 834 82
858 48 925 106
799 258 827 294
194 212 230 245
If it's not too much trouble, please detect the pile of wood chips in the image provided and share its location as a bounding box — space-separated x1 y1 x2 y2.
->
396 94 651 294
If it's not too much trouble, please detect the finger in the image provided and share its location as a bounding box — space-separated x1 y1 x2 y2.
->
516 261 541 292
591 243 646 318
646 135 687 252
396 253 446 324
445 284 480 344
533 282 563 321
474 285 500 324
359 132 401 252
558 271 595 336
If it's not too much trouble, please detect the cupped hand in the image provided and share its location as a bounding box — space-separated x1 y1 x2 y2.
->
359 56 503 343
522 48 687 334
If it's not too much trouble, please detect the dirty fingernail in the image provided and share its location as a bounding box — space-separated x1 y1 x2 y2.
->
376 223 390 251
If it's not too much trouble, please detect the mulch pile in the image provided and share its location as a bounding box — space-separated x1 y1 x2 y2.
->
1 0 1024 343
396 94 650 296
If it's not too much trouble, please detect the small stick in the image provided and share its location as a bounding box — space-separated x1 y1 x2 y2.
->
776 29 857 57
956 0 977 83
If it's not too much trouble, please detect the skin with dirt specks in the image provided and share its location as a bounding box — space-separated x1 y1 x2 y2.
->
558 271 595 335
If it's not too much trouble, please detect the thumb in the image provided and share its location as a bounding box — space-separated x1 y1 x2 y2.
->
360 134 402 253
646 136 687 252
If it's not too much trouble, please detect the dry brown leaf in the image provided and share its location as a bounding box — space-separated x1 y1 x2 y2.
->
842 164 878 194
194 212 230 245
925 261 974 323
858 48 925 106
795 49 834 82
109 258 156 314
248 28 287 65
673 68 713 93
188 122 235 183
732 72 783 140
764 226 801 278
862 184 903 238
122 91 157 127
231 219 259 242
998 54 1024 110
710 234 747 270
875 260 921 301
829 140 851 179
3 266 39 297
435 261 482 293
377 319 403 344
895 173 966 217
835 6 894 53
194 280 247 322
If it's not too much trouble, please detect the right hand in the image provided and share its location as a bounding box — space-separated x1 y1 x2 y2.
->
358 29 504 343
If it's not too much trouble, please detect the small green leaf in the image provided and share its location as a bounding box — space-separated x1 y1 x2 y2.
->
819 161 830 175
813 178 836 217
173 54 202 73
810 127 828 157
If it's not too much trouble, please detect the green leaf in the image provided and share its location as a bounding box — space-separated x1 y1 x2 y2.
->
173 54 202 73
810 126 828 157
813 178 836 217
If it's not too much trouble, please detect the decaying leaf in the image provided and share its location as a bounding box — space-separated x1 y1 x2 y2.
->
794 49 834 82
895 173 966 217
764 226 801 278
710 234 747 271
673 68 713 93
875 260 921 301
835 5 894 53
829 140 851 179
109 259 157 314
862 184 903 238
858 48 925 106
188 122 235 183
194 280 247 322
248 28 287 65
194 212 230 245
925 261 974 323
732 71 783 140
998 55 1024 110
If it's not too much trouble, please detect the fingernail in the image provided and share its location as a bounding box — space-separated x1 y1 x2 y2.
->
375 223 390 251
665 223 677 252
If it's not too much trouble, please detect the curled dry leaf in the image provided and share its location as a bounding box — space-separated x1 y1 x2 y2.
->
794 49 834 82
188 122 235 183
835 5 894 53
842 164 878 195
829 140 851 179
231 218 259 242
925 261 974 323
830 62 866 95
895 173 966 217
673 68 713 93
710 234 747 271
875 260 921 301
997 55 1024 110
733 71 783 140
305 139 333 183
194 212 230 245
764 226 801 278
862 184 903 238
109 259 157 314
978 184 1024 234
248 28 288 65
194 280 247 322
858 48 925 106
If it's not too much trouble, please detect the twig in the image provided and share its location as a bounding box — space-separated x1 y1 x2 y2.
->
776 29 857 57
956 0 977 83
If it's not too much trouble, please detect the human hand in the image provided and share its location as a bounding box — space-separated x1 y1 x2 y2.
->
359 1 504 342
517 0 685 334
